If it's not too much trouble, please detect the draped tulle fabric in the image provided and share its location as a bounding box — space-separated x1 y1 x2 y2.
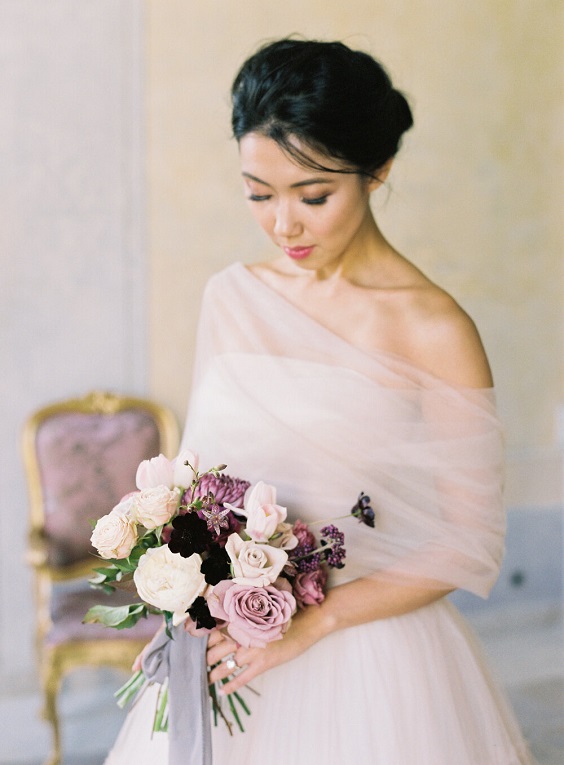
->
104 262 536 765
185 263 505 597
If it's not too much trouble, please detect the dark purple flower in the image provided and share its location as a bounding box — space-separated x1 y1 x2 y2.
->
187 596 216 630
351 492 375 528
168 512 211 557
200 544 231 586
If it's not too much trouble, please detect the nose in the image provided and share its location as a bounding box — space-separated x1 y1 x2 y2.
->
273 201 302 238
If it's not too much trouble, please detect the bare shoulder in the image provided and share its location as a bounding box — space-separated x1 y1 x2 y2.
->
405 283 493 388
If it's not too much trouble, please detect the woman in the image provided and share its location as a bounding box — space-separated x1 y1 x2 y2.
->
106 39 535 765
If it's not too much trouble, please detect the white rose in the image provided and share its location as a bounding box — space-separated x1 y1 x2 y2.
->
173 449 200 488
91 511 138 560
136 454 175 490
131 486 179 529
133 546 206 625
225 533 288 587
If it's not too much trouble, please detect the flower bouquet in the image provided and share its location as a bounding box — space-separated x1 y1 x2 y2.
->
85 450 373 734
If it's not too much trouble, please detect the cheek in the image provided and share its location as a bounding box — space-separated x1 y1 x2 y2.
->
246 203 273 234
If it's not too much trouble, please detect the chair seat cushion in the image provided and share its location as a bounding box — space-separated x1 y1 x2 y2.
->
47 580 163 646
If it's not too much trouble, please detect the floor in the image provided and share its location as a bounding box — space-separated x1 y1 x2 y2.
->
1 605 562 765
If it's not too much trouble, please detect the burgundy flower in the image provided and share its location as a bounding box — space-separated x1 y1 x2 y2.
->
351 492 375 528
168 512 211 557
187 596 216 630
200 544 231 586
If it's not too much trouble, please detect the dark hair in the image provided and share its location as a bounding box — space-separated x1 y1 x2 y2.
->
231 38 413 178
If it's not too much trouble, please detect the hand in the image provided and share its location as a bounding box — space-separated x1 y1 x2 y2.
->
206 614 316 696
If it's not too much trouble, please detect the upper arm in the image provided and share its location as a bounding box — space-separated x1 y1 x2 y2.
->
408 293 493 388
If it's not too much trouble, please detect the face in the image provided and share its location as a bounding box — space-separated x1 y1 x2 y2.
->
239 133 381 271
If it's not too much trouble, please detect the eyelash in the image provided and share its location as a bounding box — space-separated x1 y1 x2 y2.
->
247 194 329 206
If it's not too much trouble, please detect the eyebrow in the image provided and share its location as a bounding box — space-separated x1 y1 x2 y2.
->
242 172 336 188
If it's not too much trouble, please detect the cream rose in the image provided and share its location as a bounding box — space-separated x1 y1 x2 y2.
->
133 546 206 625
268 522 298 550
131 486 179 529
225 533 288 587
135 454 175 490
90 509 138 560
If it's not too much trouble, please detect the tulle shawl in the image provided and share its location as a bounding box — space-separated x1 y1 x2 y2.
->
182 263 505 598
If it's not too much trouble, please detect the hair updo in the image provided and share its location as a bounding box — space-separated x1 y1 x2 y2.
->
231 38 413 177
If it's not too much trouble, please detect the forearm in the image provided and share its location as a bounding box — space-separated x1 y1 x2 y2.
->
290 576 454 649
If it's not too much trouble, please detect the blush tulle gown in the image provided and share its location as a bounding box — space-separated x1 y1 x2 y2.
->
105 264 536 765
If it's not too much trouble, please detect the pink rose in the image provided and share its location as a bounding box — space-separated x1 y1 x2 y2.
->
293 569 327 609
293 519 316 548
135 454 175 490
208 579 296 648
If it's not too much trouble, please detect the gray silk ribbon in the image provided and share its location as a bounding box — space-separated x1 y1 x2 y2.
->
142 625 212 765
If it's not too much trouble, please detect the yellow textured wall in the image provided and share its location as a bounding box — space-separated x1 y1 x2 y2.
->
146 1 563 503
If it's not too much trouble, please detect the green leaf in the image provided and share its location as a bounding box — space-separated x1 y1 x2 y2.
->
83 603 148 629
163 610 174 639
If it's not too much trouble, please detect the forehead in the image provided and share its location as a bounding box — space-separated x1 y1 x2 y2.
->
239 132 345 184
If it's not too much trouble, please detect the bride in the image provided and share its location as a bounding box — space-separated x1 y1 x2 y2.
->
105 38 536 765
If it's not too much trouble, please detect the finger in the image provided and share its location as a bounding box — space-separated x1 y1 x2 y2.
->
206 629 225 648
207 639 238 669
132 644 147 672
217 664 255 696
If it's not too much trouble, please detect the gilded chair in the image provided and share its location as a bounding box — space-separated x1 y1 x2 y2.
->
22 390 179 765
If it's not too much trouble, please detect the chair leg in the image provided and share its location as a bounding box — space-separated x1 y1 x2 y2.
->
41 661 62 765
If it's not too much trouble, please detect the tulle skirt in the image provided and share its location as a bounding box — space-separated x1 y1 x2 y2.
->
104 599 535 765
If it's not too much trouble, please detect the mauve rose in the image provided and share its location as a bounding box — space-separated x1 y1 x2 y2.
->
226 481 287 543
208 579 296 648
292 519 316 548
225 533 288 587
136 454 175 490
172 449 200 488
293 568 328 609
90 506 138 560
131 486 179 529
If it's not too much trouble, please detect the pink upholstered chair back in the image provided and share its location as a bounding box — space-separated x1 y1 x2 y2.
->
37 409 160 567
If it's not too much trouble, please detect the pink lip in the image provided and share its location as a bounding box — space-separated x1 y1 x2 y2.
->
283 246 315 260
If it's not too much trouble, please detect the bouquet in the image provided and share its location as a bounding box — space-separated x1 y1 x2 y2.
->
85 450 374 733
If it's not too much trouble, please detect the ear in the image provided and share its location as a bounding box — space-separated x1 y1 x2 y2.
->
367 158 394 192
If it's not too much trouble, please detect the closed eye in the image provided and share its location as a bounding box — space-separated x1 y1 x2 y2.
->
302 195 329 206
247 194 272 202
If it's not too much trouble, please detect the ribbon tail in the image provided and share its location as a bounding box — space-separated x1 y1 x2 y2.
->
143 624 212 765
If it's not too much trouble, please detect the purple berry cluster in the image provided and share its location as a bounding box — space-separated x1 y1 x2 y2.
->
320 524 346 569
291 542 322 573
